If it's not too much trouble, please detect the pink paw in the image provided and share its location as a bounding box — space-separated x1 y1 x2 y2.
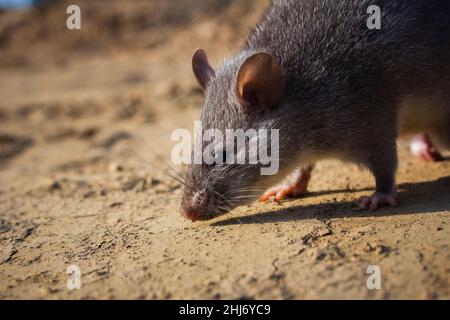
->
410 133 443 162
260 167 312 203
355 192 397 211
259 182 308 202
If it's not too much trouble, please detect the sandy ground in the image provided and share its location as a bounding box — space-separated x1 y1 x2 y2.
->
0 0 449 299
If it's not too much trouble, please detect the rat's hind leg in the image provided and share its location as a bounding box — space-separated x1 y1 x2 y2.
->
259 165 314 202
410 133 444 161
399 90 450 161
355 136 398 210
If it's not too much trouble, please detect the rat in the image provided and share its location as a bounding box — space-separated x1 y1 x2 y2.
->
180 0 450 221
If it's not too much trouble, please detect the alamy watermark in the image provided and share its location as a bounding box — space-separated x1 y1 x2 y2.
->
366 265 381 290
66 264 81 290
66 5 81 30
171 121 280 175
64 3 380 31
367 5 381 30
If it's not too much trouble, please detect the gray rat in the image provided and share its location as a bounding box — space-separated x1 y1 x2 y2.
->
180 0 450 221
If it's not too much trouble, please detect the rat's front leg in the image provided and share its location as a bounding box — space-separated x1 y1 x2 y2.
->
355 140 398 210
259 165 314 202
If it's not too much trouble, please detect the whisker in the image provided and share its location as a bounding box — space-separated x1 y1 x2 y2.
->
212 190 233 208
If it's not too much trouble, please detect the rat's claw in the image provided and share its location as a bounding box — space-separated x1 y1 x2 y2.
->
410 133 443 162
259 186 280 202
355 192 397 211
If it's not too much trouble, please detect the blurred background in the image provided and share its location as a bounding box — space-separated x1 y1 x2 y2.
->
0 0 267 176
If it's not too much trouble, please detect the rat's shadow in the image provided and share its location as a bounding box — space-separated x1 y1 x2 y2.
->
211 175 450 226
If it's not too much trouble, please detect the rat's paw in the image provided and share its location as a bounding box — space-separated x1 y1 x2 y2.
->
260 166 313 203
410 133 443 162
259 181 308 202
259 184 307 202
355 192 397 211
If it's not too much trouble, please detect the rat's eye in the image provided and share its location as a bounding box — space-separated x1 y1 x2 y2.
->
213 149 227 165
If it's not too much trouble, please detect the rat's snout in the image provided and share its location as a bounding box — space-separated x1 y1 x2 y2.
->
181 208 199 222
180 187 232 221
180 189 207 222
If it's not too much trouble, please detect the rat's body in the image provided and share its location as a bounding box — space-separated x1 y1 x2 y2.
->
181 0 450 221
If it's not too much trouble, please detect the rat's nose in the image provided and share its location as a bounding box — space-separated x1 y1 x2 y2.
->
181 208 199 222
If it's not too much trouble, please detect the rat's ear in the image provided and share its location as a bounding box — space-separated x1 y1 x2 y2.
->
192 49 215 90
236 52 285 111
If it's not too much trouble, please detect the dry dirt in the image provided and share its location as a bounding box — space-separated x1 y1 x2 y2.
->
0 0 449 299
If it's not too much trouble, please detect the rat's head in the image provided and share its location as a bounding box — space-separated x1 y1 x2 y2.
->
180 49 286 221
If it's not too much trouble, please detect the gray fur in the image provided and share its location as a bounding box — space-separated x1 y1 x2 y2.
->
181 0 450 220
